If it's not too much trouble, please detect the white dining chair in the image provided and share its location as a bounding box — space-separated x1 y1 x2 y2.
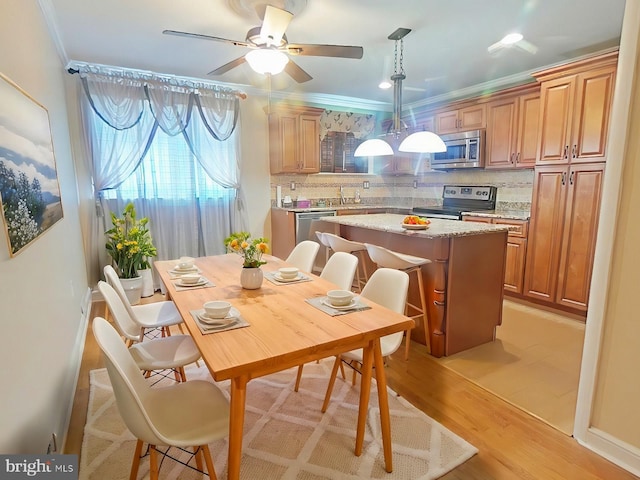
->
92 317 229 480
321 268 409 413
323 233 369 292
315 231 333 264
98 281 201 382
293 251 358 392
285 240 320 273
104 264 184 339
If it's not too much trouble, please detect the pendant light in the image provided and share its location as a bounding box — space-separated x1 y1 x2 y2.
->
354 28 446 157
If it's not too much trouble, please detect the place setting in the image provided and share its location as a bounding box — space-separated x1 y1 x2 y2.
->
265 266 312 285
306 289 371 316
168 256 202 277
172 273 215 291
190 300 249 335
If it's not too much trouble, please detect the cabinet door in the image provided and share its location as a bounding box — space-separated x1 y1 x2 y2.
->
524 166 568 302
515 93 540 167
485 98 518 169
271 113 300 173
298 114 320 173
504 237 527 294
435 110 460 134
459 104 486 130
555 163 604 310
571 67 615 163
537 75 577 164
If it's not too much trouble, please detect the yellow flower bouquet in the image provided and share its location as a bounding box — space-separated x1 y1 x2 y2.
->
224 232 269 268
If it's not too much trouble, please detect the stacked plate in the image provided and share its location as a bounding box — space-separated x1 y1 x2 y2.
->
197 308 240 330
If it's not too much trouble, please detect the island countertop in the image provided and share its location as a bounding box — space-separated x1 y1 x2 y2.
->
319 213 512 238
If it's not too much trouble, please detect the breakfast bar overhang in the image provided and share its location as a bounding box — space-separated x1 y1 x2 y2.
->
318 213 511 357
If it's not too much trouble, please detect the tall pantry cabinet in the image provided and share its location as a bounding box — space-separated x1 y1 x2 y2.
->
524 51 616 313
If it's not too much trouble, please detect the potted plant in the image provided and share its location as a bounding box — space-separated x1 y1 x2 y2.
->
224 232 269 289
105 203 157 304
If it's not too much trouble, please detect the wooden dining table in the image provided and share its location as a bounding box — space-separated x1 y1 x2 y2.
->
155 254 414 479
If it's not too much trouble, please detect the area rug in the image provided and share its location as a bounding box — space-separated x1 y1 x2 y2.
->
80 360 477 479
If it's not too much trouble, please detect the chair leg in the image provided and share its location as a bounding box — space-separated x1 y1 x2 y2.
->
193 446 203 471
321 356 342 413
201 445 218 480
129 439 143 480
339 361 346 380
294 364 304 392
149 445 159 480
415 265 430 353
179 366 187 382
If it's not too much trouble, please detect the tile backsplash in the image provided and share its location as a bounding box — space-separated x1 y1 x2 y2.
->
271 168 534 212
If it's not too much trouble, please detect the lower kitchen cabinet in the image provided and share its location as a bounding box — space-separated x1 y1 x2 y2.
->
462 216 528 294
524 162 604 312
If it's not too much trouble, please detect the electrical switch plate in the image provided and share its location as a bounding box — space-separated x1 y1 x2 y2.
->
363 181 370 189
413 180 418 189
290 181 296 190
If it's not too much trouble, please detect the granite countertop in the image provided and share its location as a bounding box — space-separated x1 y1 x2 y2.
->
272 205 410 213
462 209 530 221
318 213 512 238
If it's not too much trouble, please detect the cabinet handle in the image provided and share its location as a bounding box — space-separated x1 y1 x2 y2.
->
510 153 515 164
572 144 577 158
515 152 520 164
569 171 575 185
561 172 566 185
563 145 569 159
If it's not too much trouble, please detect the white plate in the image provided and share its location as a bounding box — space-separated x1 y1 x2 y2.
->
173 264 198 272
171 267 201 275
401 224 429 230
177 278 207 287
322 298 359 310
273 272 302 283
198 310 239 327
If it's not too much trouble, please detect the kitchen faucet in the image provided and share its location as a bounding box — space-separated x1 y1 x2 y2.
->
339 185 346 205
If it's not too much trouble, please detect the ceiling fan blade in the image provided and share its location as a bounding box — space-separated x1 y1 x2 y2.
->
163 29 251 48
286 43 363 59
487 40 503 54
208 56 247 76
260 5 293 46
517 39 539 54
284 60 313 83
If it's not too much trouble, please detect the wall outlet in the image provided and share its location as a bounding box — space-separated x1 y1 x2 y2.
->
290 181 296 190
363 181 370 189
413 180 418 189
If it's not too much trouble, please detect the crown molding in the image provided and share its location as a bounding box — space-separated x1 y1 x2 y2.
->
37 0 69 66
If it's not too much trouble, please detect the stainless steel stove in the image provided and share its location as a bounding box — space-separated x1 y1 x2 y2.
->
412 185 497 220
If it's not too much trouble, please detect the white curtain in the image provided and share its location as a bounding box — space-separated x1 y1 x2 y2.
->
77 67 247 287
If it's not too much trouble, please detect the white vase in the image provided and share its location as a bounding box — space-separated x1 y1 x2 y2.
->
240 267 263 290
119 276 143 305
138 268 154 297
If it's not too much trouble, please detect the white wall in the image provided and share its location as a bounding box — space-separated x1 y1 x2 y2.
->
0 0 89 453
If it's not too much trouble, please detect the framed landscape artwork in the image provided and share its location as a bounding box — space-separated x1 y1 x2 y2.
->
0 74 63 257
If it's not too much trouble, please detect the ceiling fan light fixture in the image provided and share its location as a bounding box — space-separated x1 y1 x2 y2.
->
354 138 394 157
398 131 447 153
378 80 392 89
245 48 289 75
500 32 523 45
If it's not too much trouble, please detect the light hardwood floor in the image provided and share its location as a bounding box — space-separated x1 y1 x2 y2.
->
65 296 638 479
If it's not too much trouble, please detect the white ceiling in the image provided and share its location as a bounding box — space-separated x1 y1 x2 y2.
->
42 0 626 110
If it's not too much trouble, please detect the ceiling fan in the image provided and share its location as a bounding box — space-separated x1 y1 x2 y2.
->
163 4 363 83
487 33 539 56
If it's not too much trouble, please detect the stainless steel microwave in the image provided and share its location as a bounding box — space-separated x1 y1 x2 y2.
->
430 129 485 170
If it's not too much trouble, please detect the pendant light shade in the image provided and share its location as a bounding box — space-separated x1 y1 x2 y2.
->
245 49 289 75
353 138 394 157
398 131 446 153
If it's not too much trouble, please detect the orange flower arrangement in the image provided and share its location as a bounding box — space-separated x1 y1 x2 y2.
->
224 232 269 268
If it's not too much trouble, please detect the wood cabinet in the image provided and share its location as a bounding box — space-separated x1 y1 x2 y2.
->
435 104 486 134
523 163 605 311
320 132 368 173
535 58 616 165
268 105 324 174
485 92 540 169
463 215 529 294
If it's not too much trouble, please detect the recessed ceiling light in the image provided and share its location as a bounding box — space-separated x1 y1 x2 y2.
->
378 80 392 89
500 33 523 45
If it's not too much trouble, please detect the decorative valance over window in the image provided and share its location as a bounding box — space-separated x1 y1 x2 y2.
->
320 110 376 141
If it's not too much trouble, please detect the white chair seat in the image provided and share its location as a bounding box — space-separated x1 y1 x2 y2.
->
285 240 320 273
129 334 201 372
364 244 431 271
132 301 182 329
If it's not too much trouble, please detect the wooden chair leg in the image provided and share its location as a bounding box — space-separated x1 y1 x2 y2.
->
179 366 187 382
149 445 159 480
322 356 342 413
129 439 143 480
339 362 346 380
294 364 304 392
193 446 203 471
201 445 218 480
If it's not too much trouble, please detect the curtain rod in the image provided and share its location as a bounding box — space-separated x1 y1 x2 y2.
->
66 64 247 100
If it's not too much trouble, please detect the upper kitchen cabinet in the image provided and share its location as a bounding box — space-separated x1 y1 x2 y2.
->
435 104 486 134
485 90 540 169
534 51 617 165
320 132 369 173
268 104 324 174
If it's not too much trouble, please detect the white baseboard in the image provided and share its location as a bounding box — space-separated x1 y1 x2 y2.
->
578 427 640 477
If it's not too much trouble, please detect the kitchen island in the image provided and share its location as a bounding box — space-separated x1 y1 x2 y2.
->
318 213 511 357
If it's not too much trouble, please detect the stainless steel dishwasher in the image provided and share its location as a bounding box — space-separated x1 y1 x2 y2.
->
294 210 337 244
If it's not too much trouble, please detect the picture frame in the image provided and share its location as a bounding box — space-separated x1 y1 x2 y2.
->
0 73 63 257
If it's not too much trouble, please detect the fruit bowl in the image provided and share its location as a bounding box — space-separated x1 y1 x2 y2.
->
401 215 431 229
